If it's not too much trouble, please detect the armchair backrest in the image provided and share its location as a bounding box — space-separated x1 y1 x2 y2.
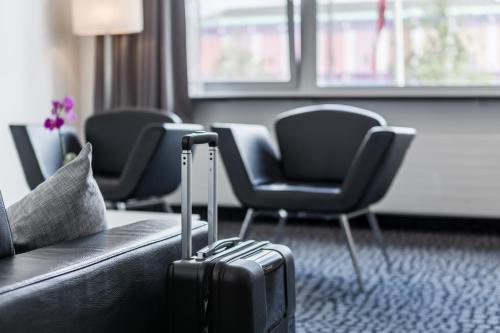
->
85 108 180 177
10 125 81 190
275 104 386 183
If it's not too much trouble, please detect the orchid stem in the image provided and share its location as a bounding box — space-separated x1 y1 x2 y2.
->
58 129 66 163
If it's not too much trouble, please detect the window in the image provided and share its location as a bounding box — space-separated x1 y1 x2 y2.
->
185 0 500 97
403 0 500 86
317 0 396 87
185 0 297 96
318 0 500 88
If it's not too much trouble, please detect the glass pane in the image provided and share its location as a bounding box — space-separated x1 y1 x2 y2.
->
185 0 291 89
294 0 302 62
404 0 500 86
316 0 396 87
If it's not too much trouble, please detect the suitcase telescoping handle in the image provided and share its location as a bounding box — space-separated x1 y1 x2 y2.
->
181 131 219 259
181 131 218 150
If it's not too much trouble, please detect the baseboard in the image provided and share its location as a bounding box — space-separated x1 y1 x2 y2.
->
363 212 500 235
171 205 500 235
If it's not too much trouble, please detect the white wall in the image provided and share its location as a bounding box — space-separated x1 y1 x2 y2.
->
0 0 80 205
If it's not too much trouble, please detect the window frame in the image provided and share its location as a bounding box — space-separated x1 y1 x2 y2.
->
187 0 299 98
188 0 500 99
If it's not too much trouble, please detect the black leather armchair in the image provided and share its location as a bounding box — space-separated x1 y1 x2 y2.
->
0 219 208 332
212 104 416 289
85 108 203 208
10 125 81 190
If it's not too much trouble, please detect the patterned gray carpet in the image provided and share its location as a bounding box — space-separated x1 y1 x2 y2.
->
220 221 500 333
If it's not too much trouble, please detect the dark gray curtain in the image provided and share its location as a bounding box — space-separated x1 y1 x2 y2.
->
94 0 191 121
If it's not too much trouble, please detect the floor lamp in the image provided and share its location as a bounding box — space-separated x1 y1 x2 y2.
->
71 0 144 111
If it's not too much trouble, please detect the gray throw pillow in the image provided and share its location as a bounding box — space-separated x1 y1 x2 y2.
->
7 143 107 253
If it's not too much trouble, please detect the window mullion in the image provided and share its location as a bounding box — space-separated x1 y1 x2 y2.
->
299 0 317 94
394 0 406 87
287 0 298 86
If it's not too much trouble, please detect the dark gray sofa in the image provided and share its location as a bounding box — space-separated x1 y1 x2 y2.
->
0 219 207 332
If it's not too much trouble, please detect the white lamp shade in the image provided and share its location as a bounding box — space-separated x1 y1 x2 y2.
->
72 0 144 36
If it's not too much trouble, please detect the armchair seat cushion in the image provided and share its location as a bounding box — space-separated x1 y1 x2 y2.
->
252 181 351 212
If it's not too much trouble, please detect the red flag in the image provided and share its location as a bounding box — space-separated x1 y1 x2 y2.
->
376 0 387 34
372 0 387 73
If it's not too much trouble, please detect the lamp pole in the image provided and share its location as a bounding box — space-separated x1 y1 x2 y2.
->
104 35 113 110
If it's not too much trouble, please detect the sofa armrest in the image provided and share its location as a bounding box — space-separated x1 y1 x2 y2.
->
0 193 14 259
0 219 208 333
342 126 416 210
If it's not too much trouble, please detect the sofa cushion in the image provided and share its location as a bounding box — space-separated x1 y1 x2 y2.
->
7 143 107 253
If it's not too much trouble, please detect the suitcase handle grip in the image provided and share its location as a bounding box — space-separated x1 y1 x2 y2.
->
195 237 241 259
182 131 218 150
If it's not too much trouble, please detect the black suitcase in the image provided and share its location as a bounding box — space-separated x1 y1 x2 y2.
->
168 131 296 333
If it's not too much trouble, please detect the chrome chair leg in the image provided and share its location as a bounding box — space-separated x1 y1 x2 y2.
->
239 208 255 240
116 202 127 211
339 214 364 291
274 209 288 243
162 200 174 213
367 211 391 270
